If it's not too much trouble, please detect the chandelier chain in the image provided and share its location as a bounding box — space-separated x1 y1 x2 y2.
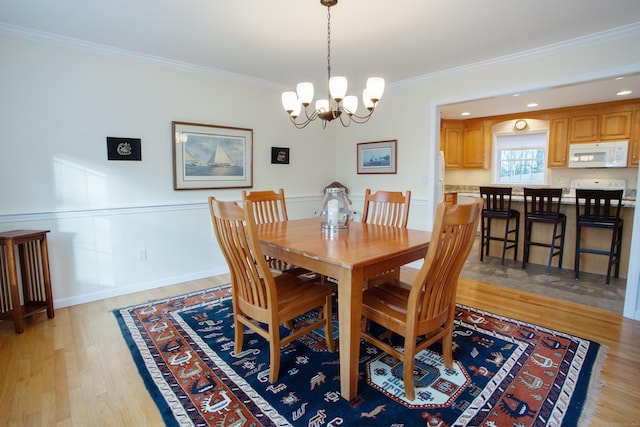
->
326 5 332 81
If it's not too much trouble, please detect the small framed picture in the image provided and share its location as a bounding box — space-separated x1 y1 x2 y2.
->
271 147 290 164
357 140 397 174
107 137 141 161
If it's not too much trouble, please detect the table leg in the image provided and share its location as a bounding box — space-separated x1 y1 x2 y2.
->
337 267 363 401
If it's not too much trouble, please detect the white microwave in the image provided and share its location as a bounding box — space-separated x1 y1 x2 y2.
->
568 141 629 168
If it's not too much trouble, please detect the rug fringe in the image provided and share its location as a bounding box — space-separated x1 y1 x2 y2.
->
577 344 608 427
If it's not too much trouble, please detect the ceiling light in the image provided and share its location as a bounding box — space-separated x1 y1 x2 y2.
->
617 90 632 96
461 112 471 116
527 103 538 107
281 0 384 129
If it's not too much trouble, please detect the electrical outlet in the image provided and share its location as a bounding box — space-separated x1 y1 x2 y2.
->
137 248 147 261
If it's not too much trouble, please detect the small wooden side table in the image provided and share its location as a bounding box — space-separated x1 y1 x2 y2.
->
0 230 55 333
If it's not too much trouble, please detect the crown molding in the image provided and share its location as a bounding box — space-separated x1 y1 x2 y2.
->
392 22 640 88
2 21 639 90
0 22 284 90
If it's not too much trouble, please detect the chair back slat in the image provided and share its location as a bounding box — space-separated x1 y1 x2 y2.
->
242 188 288 224
479 186 512 212
409 199 483 324
209 197 274 311
524 188 563 217
575 189 623 221
362 189 411 228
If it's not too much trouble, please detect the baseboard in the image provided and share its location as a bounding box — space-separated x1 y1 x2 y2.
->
53 267 228 308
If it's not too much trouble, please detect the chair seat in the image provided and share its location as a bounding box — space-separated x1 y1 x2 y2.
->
577 217 621 228
482 209 519 219
274 273 334 317
479 187 520 265
526 212 566 223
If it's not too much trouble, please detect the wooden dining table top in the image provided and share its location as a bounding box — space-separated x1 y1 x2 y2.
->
258 217 430 269
257 216 431 400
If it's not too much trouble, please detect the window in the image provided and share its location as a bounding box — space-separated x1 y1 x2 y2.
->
493 133 547 185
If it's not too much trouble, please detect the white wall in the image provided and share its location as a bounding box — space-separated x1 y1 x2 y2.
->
2 27 640 319
0 34 333 306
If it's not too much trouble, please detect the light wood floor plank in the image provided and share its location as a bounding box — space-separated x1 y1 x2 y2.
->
0 272 638 426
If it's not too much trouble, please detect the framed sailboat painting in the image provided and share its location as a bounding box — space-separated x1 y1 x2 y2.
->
172 121 253 190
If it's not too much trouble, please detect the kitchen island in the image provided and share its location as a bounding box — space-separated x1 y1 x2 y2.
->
452 189 635 279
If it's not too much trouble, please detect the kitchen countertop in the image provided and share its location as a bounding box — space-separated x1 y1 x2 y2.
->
447 186 636 208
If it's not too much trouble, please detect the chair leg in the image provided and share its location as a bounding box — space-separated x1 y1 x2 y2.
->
546 222 558 275
268 325 281 383
403 340 417 401
522 222 531 269
513 215 520 262
614 225 623 279
558 220 566 269
501 217 509 265
234 319 244 355
480 217 487 261
323 295 335 352
575 224 581 279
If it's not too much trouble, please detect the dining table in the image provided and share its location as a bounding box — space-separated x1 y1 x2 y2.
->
258 217 431 400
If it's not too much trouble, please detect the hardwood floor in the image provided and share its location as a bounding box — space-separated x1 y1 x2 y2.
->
1 271 638 426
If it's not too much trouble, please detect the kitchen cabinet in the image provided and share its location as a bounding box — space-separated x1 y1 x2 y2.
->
570 114 599 142
548 117 570 167
440 121 463 168
462 126 486 168
600 111 632 140
631 109 640 166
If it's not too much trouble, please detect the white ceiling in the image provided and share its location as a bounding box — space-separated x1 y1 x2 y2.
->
2 0 640 118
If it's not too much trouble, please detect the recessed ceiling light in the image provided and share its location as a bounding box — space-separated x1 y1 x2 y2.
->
512 93 521 97
615 76 624 80
527 103 538 107
617 90 632 96
461 112 470 116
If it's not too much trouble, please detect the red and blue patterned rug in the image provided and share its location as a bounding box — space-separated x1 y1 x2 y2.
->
114 284 605 426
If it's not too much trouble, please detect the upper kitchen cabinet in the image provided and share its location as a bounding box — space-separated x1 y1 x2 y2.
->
631 109 640 166
569 108 633 143
600 111 632 140
548 118 570 167
570 114 599 142
440 120 463 168
462 125 487 168
440 120 488 169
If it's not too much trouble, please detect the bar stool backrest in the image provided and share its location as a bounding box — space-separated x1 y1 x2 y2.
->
575 189 623 222
524 188 563 218
479 186 513 213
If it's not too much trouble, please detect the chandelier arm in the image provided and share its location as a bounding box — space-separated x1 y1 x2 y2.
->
343 109 376 124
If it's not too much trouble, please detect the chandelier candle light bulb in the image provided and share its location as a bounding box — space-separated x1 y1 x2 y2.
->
281 0 384 128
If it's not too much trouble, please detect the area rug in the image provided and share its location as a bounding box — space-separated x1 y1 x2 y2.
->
114 285 606 427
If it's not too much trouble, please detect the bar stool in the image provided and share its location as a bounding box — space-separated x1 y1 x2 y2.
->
479 186 520 264
574 189 624 285
522 188 566 274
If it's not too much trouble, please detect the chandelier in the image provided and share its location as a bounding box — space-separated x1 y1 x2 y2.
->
281 0 385 129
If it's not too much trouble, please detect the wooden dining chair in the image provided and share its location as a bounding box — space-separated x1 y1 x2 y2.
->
362 188 411 228
242 188 310 277
360 198 483 400
362 188 411 287
208 197 335 383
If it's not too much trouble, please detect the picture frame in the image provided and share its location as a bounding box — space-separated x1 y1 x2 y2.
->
357 140 397 174
271 147 290 164
172 121 253 190
107 137 141 161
